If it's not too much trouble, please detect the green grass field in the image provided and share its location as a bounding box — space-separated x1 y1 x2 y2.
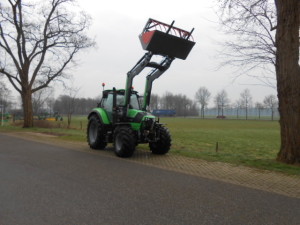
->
1 116 299 175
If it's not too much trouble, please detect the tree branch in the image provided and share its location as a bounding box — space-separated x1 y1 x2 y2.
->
0 68 22 93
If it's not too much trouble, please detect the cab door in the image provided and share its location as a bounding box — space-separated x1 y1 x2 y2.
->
101 93 114 122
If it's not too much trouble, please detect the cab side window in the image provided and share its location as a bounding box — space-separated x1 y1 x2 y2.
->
103 94 113 113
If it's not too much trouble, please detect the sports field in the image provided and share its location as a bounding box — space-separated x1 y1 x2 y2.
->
1 116 299 175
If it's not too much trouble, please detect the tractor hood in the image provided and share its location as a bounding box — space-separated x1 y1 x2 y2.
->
127 109 156 131
127 109 155 123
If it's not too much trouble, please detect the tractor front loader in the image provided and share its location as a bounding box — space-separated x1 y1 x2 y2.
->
87 18 195 157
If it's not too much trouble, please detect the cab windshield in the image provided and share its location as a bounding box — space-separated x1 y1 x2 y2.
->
101 92 141 113
128 94 140 110
116 93 140 110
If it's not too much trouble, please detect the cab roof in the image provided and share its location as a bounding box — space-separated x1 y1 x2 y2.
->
103 89 139 95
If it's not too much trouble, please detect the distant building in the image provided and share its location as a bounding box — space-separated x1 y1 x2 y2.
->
152 109 176 117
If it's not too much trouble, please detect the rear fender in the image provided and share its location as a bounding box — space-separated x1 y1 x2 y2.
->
88 108 111 125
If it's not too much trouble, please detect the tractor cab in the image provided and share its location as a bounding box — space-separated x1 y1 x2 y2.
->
99 89 141 123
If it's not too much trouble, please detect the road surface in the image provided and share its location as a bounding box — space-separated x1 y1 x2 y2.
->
0 133 299 225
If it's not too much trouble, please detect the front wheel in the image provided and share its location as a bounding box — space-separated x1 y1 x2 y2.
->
113 126 136 158
87 115 107 150
149 126 171 155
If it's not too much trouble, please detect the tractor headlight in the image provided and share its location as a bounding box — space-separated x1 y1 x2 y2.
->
143 118 155 130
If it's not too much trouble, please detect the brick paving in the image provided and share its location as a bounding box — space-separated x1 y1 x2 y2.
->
131 150 300 198
4 132 300 199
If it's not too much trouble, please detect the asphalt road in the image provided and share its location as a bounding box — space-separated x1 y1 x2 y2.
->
0 133 299 225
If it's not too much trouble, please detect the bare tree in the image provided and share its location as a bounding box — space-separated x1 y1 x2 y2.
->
214 89 230 117
216 0 277 88
160 92 175 110
217 0 300 164
149 94 160 112
195 87 211 118
160 92 198 117
46 97 55 115
239 89 252 120
0 81 12 115
234 100 242 119
255 102 265 120
0 0 95 127
179 95 191 118
32 87 53 115
63 87 79 128
263 94 278 121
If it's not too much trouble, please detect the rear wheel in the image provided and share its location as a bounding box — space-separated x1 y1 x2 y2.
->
113 126 136 158
87 115 107 150
150 126 171 155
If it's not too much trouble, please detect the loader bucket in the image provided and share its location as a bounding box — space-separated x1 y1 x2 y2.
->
139 19 195 60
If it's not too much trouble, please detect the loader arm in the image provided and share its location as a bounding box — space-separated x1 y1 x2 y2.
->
124 52 153 107
142 56 174 111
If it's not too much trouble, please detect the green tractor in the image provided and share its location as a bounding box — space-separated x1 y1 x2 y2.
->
87 18 195 157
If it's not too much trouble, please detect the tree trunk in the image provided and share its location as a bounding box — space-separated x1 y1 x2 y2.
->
275 0 300 164
221 105 224 117
271 109 274 121
67 113 72 129
201 106 204 119
22 89 34 128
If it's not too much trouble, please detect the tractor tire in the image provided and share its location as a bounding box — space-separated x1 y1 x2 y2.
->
150 126 171 155
87 114 107 150
113 126 136 158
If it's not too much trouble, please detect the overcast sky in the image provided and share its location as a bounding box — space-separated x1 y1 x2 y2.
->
57 0 277 106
